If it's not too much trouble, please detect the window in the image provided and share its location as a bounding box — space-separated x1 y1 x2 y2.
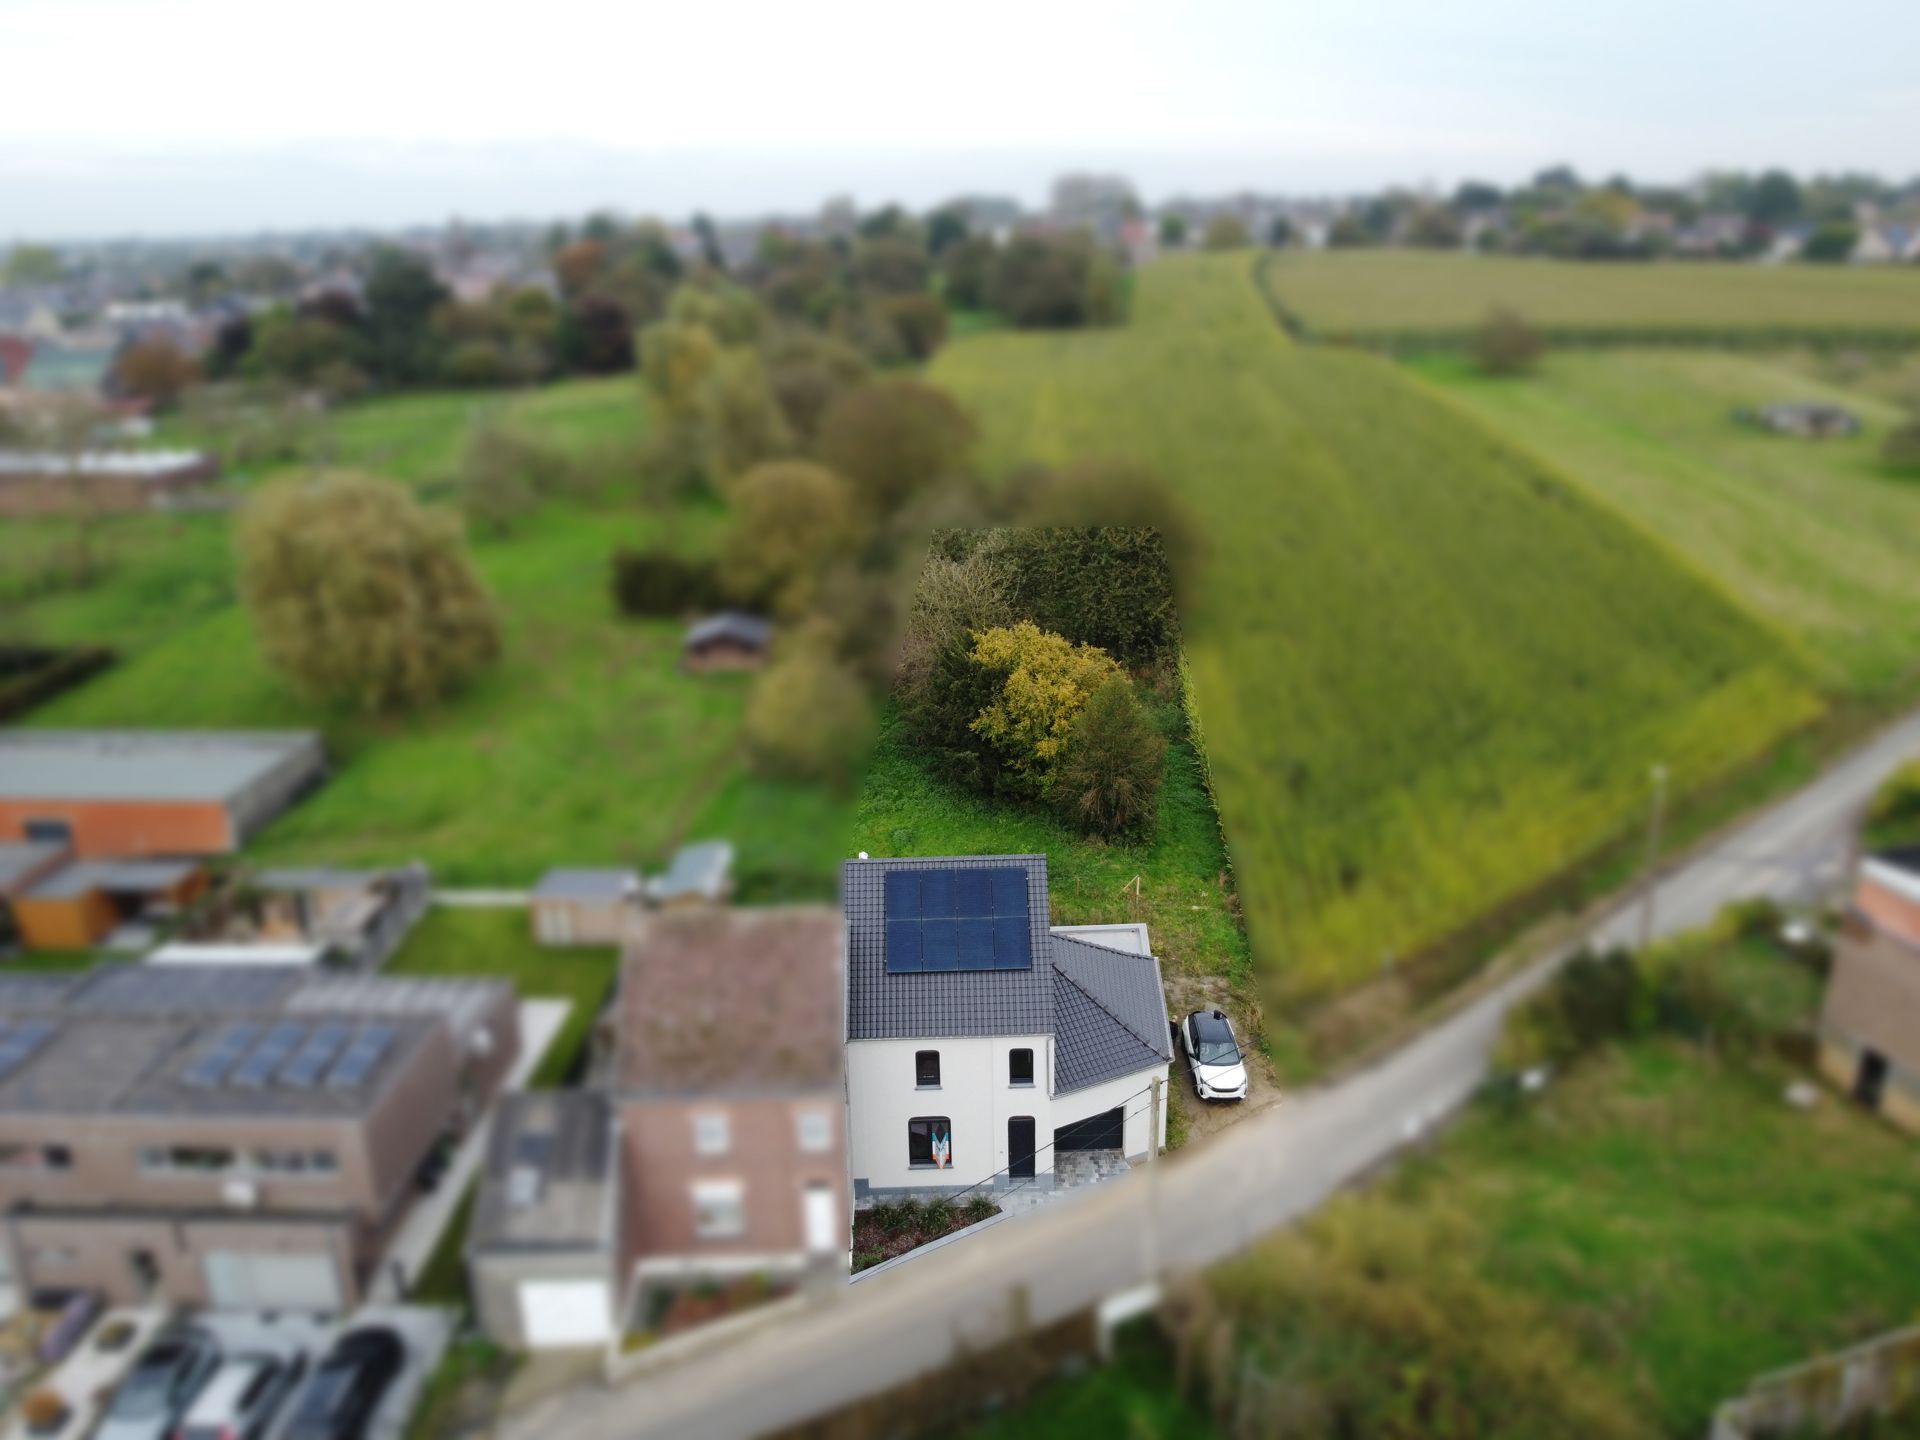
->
693 1111 731 1157
915 1051 941 1088
31 1246 76 1266
795 1109 833 1154
1008 1048 1034 1087
908 1117 953 1170
691 1179 747 1239
251 1148 338 1176
139 1145 236 1175
23 818 71 845
0 1144 69 1172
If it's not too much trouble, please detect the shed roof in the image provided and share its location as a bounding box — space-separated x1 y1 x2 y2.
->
646 840 733 903
468 1090 613 1254
532 867 640 902
26 857 200 899
0 730 321 805
683 612 772 651
0 840 68 895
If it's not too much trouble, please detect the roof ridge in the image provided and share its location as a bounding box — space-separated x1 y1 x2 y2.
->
1052 930 1157 961
1051 957 1167 1060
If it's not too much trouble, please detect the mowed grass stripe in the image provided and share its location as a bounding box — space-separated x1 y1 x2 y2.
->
1264 250 1920 341
934 254 1818 999
1415 349 1920 696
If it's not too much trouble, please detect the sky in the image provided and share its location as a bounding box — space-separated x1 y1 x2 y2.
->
5 0 1918 238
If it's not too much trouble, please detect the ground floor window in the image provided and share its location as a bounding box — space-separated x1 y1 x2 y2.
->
691 1179 747 1239
908 1116 952 1170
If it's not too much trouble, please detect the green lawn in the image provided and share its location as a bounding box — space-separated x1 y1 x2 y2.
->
1415 348 1920 696
1263 250 1920 343
3 379 852 892
933 253 1819 1004
384 904 616 1089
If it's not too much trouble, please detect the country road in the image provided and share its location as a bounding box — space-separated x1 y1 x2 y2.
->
505 706 1920 1440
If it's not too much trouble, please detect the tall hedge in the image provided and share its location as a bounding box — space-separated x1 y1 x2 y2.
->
997 527 1180 664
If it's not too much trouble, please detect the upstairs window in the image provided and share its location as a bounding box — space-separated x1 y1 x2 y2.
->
693 1111 731 1157
1009 1048 1034 1087
796 1109 833 1154
915 1051 941 1088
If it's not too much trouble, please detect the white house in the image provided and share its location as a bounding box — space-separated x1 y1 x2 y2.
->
841 854 1171 1204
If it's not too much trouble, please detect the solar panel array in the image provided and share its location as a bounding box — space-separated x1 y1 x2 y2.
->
883 866 1032 973
182 1021 397 1092
0 1021 56 1082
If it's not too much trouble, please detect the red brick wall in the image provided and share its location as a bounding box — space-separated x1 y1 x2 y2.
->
0 799 233 857
1857 871 1920 949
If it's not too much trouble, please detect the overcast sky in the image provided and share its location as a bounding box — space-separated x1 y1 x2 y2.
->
7 0 1918 239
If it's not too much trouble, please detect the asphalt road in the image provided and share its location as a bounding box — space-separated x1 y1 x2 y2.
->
507 706 1920 1440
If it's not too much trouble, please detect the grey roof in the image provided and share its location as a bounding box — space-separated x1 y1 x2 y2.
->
252 866 388 892
62 963 300 1014
0 730 322 805
469 1090 613 1255
532 867 640 902
844 855 1055 1040
26 857 200 899
683 612 772 651
647 840 733 902
0 840 67 895
1050 933 1172 1094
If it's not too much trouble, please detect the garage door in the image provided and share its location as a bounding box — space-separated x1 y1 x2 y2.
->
203 1251 343 1311
519 1279 612 1348
1054 1106 1125 1152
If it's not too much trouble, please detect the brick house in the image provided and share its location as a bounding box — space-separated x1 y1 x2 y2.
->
1819 848 1920 1133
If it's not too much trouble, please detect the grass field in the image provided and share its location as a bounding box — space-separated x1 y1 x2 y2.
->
932 254 1819 1003
2 380 850 892
1262 250 1920 343
1416 349 1920 695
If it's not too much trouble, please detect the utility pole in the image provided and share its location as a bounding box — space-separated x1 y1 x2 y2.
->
1638 762 1669 951
1148 1073 1162 1164
1141 1073 1163 1285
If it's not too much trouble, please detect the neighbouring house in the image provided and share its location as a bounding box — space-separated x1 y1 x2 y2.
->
155 864 432 971
0 841 72 947
1739 402 1862 439
842 854 1172 1208
1852 223 1920 264
645 840 734 909
0 730 326 858
530 868 640 947
466 1090 616 1350
612 907 847 1336
1819 848 1920 1134
0 962 519 1310
9 856 206 951
681 613 773 673
0 450 219 517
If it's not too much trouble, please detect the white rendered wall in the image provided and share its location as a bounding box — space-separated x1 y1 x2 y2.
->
1052 1064 1170 1161
846 1034 1052 1193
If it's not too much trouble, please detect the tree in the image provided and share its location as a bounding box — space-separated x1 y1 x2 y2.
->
1472 307 1544 377
1406 206 1463 248
560 294 636 374
743 646 874 784
1265 216 1295 248
927 206 970 256
1158 213 1189 248
1886 417 1920 471
1747 169 1804 225
1326 214 1373 247
720 461 863 613
460 420 558 535
941 235 996 310
552 239 608 299
114 338 200 408
362 247 449 384
882 293 949 361
856 236 931 295
237 471 501 711
699 346 790 487
764 331 869 449
1052 677 1166 839
1801 220 1860 263
692 213 727 271
989 235 1097 327
243 310 363 391
1202 214 1250 250
816 379 975 517
2 244 61 286
1452 180 1505 212
967 621 1124 798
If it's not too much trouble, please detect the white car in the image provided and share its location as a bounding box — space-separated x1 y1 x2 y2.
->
1182 1008 1249 1101
178 1347 307 1440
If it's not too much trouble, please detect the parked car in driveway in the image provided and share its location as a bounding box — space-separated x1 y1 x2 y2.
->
1181 1008 1249 1101
95 1325 220 1440
177 1348 307 1440
281 1326 406 1440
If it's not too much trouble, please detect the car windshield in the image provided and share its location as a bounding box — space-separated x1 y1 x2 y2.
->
109 1349 184 1416
1193 1016 1241 1066
296 1367 355 1417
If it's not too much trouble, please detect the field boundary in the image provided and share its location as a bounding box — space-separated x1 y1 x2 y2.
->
1250 253 1920 355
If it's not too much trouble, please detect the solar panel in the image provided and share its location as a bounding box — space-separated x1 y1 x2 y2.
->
278 1022 351 1089
0 1020 56 1083
230 1022 306 1089
883 866 1032 973
325 1025 396 1089
183 1022 262 1089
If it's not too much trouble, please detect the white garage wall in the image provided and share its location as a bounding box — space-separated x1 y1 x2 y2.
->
1052 1064 1169 1160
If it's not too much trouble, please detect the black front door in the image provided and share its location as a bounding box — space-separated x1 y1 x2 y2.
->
1856 1049 1890 1109
1008 1117 1036 1179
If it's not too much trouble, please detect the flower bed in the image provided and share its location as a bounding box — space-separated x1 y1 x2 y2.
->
852 1195 1000 1273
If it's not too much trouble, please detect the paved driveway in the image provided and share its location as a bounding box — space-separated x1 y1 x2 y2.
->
504 705 1920 1440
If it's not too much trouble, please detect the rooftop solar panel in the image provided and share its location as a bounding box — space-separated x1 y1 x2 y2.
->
230 1022 305 1089
279 1021 350 1089
182 1021 263 1089
883 865 1032 973
0 1020 56 1083
325 1024 396 1089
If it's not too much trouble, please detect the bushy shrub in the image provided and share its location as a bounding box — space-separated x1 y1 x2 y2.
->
743 646 874 784
967 622 1124 799
882 292 950 361
764 331 869 449
720 461 864 615
1885 418 1920 471
816 379 975 518
1051 677 1167 840
610 548 724 617
1473 307 1546 376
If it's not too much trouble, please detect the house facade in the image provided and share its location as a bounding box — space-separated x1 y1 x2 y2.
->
1820 849 1920 1133
842 855 1171 1206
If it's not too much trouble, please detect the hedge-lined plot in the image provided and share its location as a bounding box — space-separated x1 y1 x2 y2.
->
1417 349 1920 696
1263 250 1920 347
933 254 1818 1000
